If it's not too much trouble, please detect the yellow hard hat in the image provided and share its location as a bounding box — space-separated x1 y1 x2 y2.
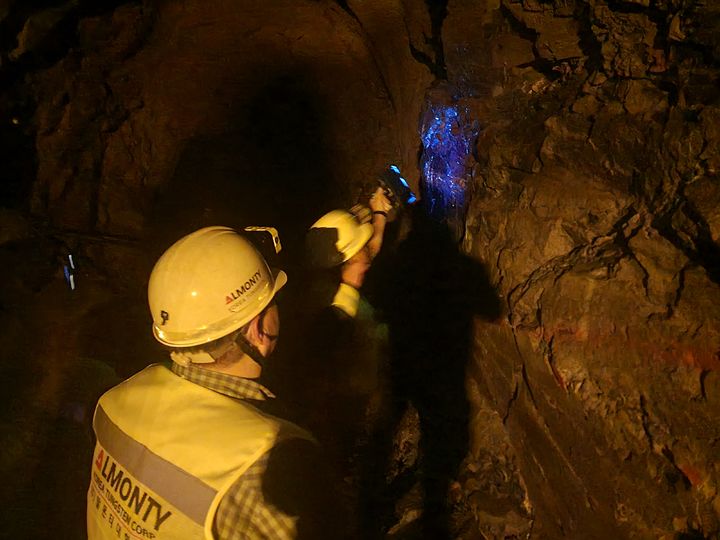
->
148 226 287 347
306 209 373 268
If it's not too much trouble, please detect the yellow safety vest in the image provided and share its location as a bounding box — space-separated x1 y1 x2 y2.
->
87 364 306 540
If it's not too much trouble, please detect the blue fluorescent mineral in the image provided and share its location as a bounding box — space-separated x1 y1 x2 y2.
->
420 103 478 222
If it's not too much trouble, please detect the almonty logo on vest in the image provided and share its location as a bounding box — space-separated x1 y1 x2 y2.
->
225 270 262 304
96 449 172 532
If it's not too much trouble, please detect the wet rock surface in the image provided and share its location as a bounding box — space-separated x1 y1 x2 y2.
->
1 0 720 538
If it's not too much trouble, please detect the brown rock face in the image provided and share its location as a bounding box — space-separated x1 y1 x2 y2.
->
28 2 412 239
1 0 720 538
458 1 720 538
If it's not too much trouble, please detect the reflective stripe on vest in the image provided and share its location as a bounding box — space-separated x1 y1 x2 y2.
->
87 364 309 540
94 405 215 524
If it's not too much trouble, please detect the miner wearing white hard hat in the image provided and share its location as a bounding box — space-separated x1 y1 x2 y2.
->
305 187 392 318
86 226 347 540
294 189 392 524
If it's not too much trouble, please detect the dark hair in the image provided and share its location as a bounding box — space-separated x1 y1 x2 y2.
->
305 227 344 268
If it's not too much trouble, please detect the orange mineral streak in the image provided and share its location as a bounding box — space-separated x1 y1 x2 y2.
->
650 342 719 371
677 462 705 487
544 321 720 371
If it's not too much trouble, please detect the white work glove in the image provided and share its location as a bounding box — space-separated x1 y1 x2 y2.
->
369 187 392 216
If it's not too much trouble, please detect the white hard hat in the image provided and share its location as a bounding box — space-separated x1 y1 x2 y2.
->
148 226 287 347
307 209 373 268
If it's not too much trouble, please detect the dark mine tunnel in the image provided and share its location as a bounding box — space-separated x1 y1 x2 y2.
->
1 1 720 539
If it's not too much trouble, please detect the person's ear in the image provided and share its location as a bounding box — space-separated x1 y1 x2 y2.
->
244 314 263 347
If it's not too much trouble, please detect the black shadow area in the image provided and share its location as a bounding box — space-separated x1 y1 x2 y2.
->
145 71 339 274
362 203 501 539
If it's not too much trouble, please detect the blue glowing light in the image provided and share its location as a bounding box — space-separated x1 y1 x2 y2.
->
420 103 479 223
390 164 400 174
63 254 77 290
399 176 409 188
63 265 75 290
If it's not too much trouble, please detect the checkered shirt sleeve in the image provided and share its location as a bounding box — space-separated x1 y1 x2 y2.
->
214 453 297 539
169 362 296 539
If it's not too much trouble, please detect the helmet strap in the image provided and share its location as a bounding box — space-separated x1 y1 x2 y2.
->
233 331 267 370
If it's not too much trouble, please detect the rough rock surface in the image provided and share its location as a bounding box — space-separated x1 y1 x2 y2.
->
1 0 720 538
457 1 720 538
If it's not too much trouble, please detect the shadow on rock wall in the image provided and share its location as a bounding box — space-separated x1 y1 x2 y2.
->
363 204 501 538
145 70 340 270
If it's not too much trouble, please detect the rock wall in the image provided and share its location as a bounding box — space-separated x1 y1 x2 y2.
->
3 0 432 279
452 0 720 538
2 0 720 538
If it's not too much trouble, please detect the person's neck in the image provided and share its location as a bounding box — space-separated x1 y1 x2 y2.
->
203 352 262 379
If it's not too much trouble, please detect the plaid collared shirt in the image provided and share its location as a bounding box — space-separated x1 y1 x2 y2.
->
170 362 297 539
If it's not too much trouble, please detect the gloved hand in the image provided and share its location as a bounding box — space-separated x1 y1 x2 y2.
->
369 187 392 215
